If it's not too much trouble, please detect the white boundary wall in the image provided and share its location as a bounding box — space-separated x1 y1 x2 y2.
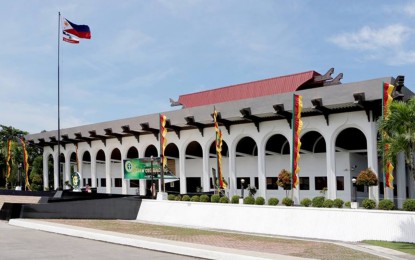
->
136 200 415 243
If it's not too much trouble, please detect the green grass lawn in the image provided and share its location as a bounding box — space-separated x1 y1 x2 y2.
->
364 240 415 255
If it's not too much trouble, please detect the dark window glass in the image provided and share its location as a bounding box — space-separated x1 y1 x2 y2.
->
315 177 327 190
87 178 92 186
336 176 344 190
186 177 201 193
130 180 140 188
266 177 279 190
114 178 122 187
254 177 259 189
300 177 309 190
100 178 106 187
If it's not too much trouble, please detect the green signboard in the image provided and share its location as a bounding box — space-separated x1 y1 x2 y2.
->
123 158 178 180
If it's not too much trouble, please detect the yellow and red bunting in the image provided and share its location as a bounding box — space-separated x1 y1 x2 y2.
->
213 108 224 189
383 82 394 119
20 138 31 190
292 95 303 189
383 83 395 189
160 114 167 169
6 139 12 179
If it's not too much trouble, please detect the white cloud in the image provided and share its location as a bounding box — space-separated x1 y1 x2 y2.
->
329 24 411 51
404 2 415 16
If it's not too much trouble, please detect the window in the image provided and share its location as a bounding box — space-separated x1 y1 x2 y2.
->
254 177 259 189
87 178 92 186
314 177 327 190
114 178 122 187
130 180 140 188
300 177 309 190
336 176 344 190
186 177 201 193
237 177 250 189
83 178 86 185
100 178 106 187
266 177 278 190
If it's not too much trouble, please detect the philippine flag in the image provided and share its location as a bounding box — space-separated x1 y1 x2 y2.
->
62 31 79 44
63 18 91 39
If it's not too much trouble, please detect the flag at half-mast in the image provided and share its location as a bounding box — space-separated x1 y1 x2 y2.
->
62 17 91 44
292 94 303 189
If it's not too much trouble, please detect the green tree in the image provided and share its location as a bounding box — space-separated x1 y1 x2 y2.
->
0 125 42 189
30 156 43 191
379 98 415 181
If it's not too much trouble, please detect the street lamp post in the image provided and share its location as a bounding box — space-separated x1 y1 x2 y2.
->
241 179 245 198
351 177 358 209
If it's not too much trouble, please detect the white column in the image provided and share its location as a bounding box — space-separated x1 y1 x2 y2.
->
396 152 406 208
326 136 336 200
91 155 97 188
105 152 111 193
367 120 379 203
179 148 186 194
64 156 71 188
202 148 210 192
43 153 49 190
228 145 236 197
53 153 59 190
257 141 266 199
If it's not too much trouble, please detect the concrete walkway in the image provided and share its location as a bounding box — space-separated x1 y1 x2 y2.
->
8 219 414 260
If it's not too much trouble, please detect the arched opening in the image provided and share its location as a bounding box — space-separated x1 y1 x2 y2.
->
47 154 54 190
185 141 203 193
111 148 122 191
165 143 180 193
144 145 158 157
209 140 229 189
235 136 258 192
335 127 368 203
265 134 290 195
96 149 106 190
82 151 92 186
126 146 139 159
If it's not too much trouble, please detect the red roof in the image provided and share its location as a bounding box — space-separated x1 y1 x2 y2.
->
178 71 320 108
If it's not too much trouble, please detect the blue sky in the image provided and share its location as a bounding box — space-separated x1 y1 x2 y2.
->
1 0 415 134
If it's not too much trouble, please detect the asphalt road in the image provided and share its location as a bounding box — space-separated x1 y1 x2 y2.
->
0 221 201 260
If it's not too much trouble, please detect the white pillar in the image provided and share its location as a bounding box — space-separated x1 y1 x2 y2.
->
202 147 210 192
64 156 71 188
105 152 111 193
179 148 186 194
326 136 336 200
228 145 236 197
53 153 59 190
396 152 406 208
367 120 379 203
257 141 266 199
43 153 49 190
91 155 97 188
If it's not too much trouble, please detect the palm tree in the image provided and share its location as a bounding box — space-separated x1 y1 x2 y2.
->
378 97 415 182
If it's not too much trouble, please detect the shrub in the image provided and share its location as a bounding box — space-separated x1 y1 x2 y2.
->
403 199 415 211
182 195 190 201
211 194 221 203
231 195 240 204
333 198 344 208
323 199 334 208
191 195 200 202
300 198 312 207
378 199 394 210
175 195 182 201
277 169 292 190
356 168 378 186
268 197 279 206
244 196 255 205
362 198 376 209
344 201 351 208
200 194 210 202
168 194 175 201
255 196 265 205
219 196 229 203
282 197 294 206
312 196 325 208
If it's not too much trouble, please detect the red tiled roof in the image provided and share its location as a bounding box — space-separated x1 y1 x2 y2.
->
178 71 320 108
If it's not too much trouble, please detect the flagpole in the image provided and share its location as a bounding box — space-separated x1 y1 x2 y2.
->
57 11 61 190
